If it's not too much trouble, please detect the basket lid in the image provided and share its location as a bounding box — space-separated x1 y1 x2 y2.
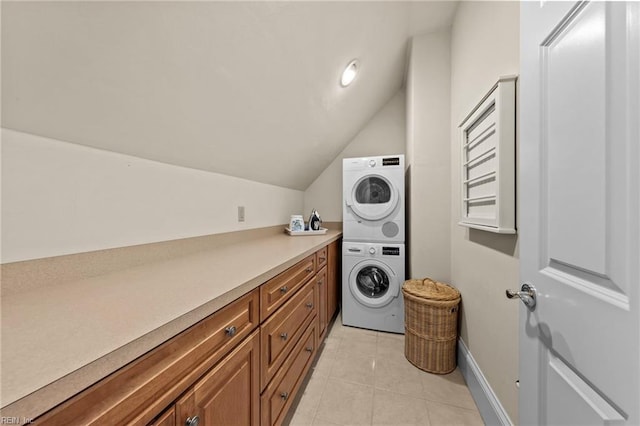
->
402 278 460 301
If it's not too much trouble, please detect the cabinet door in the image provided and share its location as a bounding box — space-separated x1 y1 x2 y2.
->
316 267 327 342
327 240 340 321
176 330 260 426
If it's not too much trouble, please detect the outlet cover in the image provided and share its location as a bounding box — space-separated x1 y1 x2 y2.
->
238 206 245 222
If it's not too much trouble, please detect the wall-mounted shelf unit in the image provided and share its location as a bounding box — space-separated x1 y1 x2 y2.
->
458 75 517 234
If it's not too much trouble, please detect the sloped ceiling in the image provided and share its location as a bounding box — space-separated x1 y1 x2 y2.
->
1 1 457 190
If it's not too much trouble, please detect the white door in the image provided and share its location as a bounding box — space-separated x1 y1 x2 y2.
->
519 1 639 425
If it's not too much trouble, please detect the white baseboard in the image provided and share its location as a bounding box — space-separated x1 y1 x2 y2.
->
457 339 513 426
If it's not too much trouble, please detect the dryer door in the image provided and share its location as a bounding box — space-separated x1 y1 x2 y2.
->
346 174 399 221
348 259 399 308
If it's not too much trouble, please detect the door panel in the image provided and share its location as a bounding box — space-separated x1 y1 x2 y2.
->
520 1 639 424
545 352 624 425
544 1 607 273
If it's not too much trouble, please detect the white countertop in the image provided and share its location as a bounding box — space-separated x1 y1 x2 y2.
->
0 229 341 419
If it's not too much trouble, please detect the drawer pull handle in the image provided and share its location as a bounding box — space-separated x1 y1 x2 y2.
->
319 257 326 262
305 266 313 273
185 416 200 426
306 302 313 308
280 332 288 340
280 286 288 293
305 346 313 352
280 391 289 400
225 326 237 337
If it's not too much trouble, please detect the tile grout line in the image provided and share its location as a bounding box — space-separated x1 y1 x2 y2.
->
294 316 482 425
308 373 328 426
369 333 380 426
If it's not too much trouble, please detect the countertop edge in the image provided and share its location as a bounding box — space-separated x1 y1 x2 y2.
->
0 230 342 419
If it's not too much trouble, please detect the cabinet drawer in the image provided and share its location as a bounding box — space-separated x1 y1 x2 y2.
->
316 246 328 271
261 254 315 321
36 289 259 426
148 407 175 426
260 278 317 390
260 324 317 426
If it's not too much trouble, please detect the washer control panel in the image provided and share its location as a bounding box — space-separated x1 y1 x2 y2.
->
343 243 404 257
382 247 401 256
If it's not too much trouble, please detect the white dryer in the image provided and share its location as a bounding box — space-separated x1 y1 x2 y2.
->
343 155 405 243
342 241 405 334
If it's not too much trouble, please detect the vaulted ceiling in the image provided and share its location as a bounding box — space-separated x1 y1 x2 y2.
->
1 1 457 190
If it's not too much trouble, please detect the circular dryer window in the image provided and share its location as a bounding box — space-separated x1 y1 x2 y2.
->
355 177 392 204
348 174 398 221
349 260 398 308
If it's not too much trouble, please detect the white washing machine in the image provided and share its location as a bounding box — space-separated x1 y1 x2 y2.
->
342 241 405 334
343 155 405 243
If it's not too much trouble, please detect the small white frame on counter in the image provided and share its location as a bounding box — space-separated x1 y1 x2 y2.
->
458 75 517 234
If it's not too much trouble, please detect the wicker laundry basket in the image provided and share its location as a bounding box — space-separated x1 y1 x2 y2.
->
402 278 461 374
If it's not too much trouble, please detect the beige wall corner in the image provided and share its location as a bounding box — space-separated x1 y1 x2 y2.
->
450 1 520 422
303 91 406 221
406 30 452 283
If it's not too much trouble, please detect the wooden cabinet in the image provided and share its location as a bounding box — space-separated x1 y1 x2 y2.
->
148 408 175 426
37 289 260 426
35 240 340 426
327 240 340 322
316 239 340 344
260 324 317 426
316 266 328 342
176 330 260 426
259 242 341 426
260 278 317 390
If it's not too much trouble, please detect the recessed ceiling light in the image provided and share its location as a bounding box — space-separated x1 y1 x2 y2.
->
340 59 359 87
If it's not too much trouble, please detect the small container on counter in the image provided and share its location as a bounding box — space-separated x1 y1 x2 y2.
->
289 215 305 232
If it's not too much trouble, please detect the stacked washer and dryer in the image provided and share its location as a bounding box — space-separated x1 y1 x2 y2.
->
341 155 405 334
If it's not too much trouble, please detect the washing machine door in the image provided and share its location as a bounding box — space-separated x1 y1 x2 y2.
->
346 174 399 221
348 259 399 308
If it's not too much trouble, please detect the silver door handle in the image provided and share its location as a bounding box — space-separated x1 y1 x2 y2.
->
506 283 536 309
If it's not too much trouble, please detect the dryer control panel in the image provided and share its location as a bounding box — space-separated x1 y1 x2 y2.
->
382 157 401 166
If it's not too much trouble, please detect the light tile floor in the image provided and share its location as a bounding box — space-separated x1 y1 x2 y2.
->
288 314 484 426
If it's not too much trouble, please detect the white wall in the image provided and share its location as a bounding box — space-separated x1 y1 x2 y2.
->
1 1 421 191
405 31 451 283
1 128 303 263
303 91 406 221
450 2 520 422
